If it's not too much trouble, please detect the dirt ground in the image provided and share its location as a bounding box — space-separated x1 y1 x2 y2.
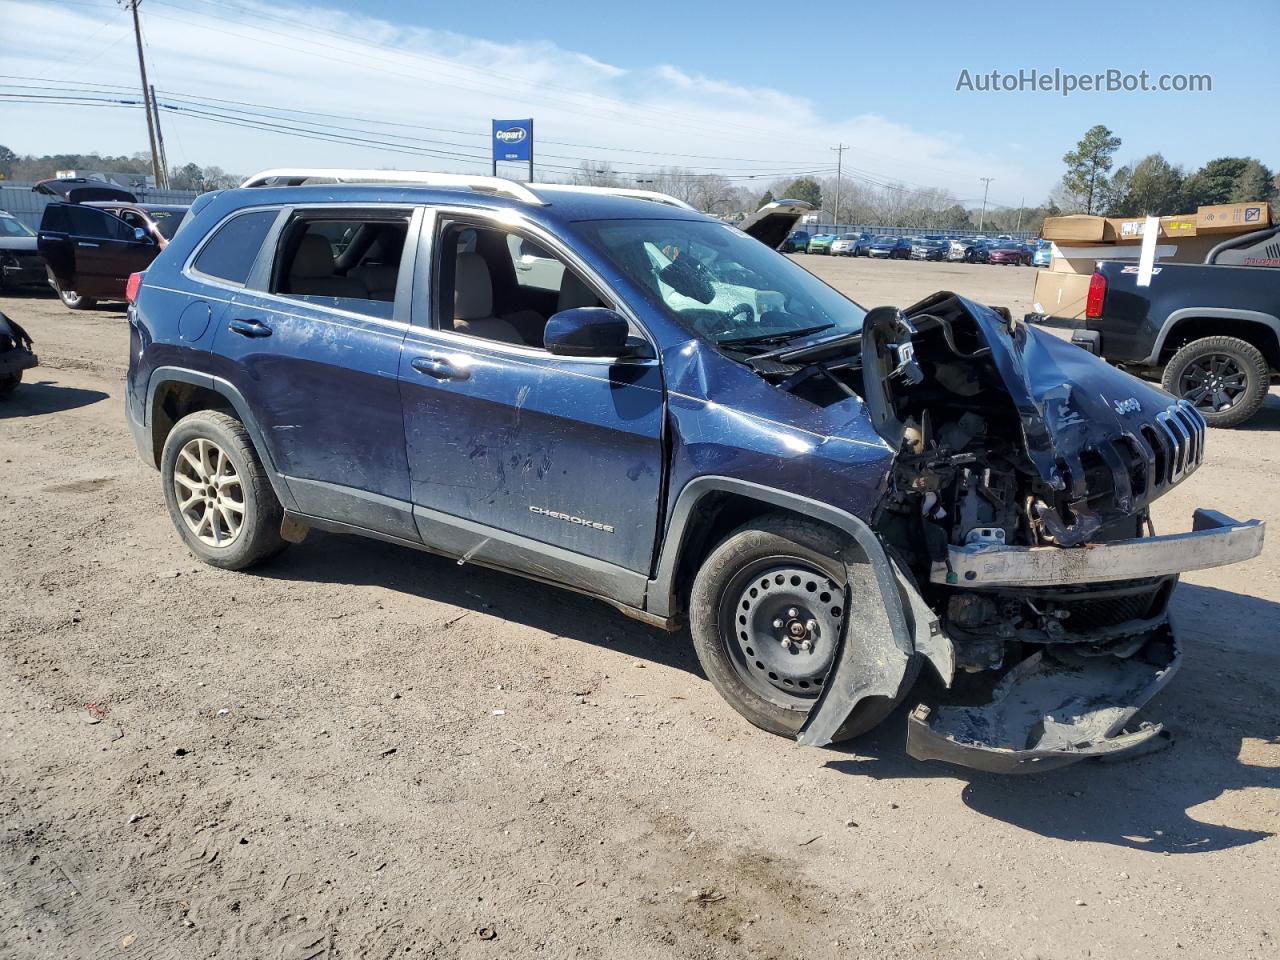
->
2 257 1277 960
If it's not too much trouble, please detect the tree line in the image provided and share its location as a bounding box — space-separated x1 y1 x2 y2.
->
1055 124 1276 217
0 147 241 191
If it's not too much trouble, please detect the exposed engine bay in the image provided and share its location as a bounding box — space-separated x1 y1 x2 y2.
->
728 291 1245 770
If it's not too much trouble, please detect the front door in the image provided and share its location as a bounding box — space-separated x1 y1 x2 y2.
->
398 212 665 601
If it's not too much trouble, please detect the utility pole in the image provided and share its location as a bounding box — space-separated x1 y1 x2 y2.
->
1015 195 1024 233
150 84 169 189
978 177 994 231
122 0 162 188
831 144 848 226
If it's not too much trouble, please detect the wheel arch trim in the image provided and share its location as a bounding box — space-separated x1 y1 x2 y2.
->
1146 308 1280 365
648 476 935 746
144 366 298 511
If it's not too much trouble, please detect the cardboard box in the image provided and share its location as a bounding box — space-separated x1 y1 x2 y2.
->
1042 215 1108 243
1049 243 1177 275
1107 215 1198 243
1197 202 1271 234
1032 270 1093 321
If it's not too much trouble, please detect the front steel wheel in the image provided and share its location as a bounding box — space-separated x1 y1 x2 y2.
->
719 559 845 708
690 515 917 742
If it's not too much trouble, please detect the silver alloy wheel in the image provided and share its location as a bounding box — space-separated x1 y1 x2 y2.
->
173 437 245 547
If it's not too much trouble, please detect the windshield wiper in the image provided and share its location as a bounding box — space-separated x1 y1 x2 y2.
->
718 324 834 348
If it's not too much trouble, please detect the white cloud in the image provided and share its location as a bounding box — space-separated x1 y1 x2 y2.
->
0 0 1045 203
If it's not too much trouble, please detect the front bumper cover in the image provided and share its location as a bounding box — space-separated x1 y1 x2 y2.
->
904 509 1262 773
906 627 1179 774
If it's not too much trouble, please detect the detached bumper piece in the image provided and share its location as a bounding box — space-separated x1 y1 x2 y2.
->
906 628 1179 774
931 509 1264 588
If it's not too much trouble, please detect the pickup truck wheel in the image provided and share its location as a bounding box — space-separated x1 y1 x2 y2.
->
57 286 97 310
690 515 914 743
1163 336 1269 428
160 410 288 570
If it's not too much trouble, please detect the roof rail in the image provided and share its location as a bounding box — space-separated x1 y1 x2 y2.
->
530 183 696 210
238 168 546 205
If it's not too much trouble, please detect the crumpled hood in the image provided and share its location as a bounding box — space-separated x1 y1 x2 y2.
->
864 292 1203 540
918 293 1176 494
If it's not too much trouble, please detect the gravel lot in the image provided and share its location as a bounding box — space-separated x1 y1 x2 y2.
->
2 257 1278 960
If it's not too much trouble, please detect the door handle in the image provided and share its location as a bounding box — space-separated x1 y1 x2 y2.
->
77 241 101 248
228 318 272 338
411 356 470 381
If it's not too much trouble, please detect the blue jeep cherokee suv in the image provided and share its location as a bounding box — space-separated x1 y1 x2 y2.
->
126 169 1264 772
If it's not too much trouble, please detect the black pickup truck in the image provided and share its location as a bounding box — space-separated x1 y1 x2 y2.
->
1072 224 1280 427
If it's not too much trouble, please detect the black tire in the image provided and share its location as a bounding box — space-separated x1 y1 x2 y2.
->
1162 336 1269 428
160 410 288 569
57 285 96 310
0 371 20 397
689 514 917 743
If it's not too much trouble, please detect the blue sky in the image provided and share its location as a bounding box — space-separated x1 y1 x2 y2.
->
2 0 1276 205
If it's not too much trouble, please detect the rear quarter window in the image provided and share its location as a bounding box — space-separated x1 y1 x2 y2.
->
191 210 278 286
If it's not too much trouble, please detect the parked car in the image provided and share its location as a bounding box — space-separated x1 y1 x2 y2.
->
909 238 948 261
830 233 866 257
805 233 835 255
1031 240 1052 268
37 200 188 309
985 242 1030 266
0 310 37 397
781 230 810 253
125 168 1263 773
1072 225 1280 427
0 211 46 292
867 236 910 259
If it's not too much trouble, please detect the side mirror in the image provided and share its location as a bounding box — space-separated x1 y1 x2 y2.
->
543 307 652 359
132 227 150 243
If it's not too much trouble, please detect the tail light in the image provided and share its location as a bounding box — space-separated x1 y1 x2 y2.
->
125 272 143 304
1085 271 1106 319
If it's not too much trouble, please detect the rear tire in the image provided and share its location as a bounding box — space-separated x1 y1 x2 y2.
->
689 514 917 743
160 410 288 569
1162 336 1269 428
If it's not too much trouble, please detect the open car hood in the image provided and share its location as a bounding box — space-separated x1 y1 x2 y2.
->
737 199 814 250
32 179 137 203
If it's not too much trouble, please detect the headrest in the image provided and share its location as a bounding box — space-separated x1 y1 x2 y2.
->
454 252 493 320
291 234 336 279
557 270 602 312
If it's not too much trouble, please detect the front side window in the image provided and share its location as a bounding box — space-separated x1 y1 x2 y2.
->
269 212 409 317
576 218 865 349
191 209 277 287
62 206 134 241
435 220 608 349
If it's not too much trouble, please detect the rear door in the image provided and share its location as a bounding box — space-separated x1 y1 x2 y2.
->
209 205 420 540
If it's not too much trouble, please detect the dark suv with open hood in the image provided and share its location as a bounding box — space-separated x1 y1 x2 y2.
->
125 170 1264 773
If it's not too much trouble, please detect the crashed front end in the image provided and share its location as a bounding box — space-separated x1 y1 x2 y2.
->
750 292 1263 771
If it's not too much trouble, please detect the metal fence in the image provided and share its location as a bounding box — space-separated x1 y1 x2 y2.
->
804 223 1038 241
0 182 200 230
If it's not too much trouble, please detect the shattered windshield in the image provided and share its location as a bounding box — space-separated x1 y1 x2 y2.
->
577 218 865 348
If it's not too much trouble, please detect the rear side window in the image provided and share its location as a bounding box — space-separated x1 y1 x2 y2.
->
191 210 277 286
268 213 410 317
40 204 132 240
